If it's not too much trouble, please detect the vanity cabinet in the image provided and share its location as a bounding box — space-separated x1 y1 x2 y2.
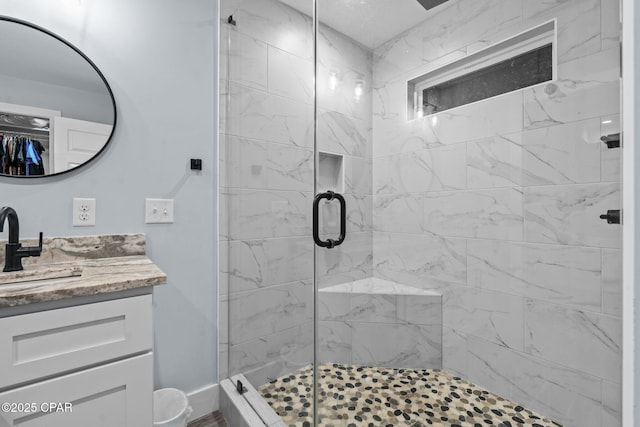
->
0 295 153 427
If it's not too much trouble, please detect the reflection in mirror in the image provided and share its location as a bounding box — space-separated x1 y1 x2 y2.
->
0 16 115 178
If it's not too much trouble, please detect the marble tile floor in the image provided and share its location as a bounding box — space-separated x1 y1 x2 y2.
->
258 364 561 427
187 410 229 427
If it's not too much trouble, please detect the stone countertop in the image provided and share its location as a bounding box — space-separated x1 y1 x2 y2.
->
0 234 166 308
0 256 166 308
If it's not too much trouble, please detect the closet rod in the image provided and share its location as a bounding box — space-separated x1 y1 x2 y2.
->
0 128 50 139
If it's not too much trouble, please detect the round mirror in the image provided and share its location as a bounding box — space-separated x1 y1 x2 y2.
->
0 16 116 178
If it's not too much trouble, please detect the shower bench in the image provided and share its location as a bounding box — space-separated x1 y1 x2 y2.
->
318 277 442 369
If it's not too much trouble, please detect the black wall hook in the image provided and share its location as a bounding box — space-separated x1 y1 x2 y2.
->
190 158 202 171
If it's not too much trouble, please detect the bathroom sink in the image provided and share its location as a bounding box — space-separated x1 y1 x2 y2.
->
0 264 82 285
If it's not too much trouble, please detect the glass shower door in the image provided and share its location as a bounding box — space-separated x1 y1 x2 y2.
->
218 0 316 422
313 3 379 425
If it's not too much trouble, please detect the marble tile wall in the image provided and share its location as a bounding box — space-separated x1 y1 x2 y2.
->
219 0 373 385
371 1 622 426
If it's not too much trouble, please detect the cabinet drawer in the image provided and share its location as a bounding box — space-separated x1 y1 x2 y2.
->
0 295 152 389
0 353 152 427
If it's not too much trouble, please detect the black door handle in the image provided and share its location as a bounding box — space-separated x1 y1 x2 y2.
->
313 191 346 249
600 209 621 224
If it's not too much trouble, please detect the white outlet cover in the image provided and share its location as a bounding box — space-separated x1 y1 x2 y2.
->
72 198 96 226
145 199 174 224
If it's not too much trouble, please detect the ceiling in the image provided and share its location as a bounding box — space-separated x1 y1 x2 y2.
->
279 0 442 50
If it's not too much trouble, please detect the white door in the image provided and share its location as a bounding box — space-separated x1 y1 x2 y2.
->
52 117 112 173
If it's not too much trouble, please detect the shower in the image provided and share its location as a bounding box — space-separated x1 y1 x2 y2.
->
219 0 623 426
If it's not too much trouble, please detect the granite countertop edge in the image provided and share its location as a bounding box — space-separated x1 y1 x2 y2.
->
0 255 167 308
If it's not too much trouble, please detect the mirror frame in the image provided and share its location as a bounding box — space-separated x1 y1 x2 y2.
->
0 15 117 179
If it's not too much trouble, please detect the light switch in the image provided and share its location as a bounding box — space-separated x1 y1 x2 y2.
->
145 199 174 224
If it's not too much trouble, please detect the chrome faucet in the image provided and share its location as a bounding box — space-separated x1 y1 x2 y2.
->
0 207 43 272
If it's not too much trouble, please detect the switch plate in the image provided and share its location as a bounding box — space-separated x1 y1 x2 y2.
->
145 199 174 224
72 198 96 226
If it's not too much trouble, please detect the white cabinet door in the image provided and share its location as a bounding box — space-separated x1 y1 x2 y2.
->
0 353 152 427
52 116 112 173
0 295 152 389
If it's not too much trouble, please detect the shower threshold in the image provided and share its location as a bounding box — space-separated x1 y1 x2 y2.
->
258 363 562 427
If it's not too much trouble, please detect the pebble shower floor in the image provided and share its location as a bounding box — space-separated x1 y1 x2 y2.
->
258 364 561 427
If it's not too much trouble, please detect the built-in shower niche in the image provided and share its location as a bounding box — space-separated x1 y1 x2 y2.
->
318 151 344 238
318 151 344 193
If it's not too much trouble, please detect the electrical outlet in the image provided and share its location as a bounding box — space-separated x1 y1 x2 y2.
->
145 199 174 224
73 198 96 226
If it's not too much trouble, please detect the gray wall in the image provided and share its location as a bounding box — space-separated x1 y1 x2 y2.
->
0 0 219 394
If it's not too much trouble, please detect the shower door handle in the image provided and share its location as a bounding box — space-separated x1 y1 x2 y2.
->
313 191 346 249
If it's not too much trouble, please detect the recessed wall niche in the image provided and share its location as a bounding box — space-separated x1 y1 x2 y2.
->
318 151 344 193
